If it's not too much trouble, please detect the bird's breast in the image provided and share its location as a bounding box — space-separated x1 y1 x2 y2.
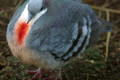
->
14 22 31 47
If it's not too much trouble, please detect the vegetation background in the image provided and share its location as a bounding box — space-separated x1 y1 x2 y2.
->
0 0 120 80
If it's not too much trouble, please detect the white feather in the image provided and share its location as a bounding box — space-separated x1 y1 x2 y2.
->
18 4 29 22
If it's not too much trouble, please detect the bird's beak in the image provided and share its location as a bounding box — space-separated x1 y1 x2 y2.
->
27 15 33 24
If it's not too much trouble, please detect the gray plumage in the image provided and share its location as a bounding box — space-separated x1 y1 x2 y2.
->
7 0 112 71
28 0 43 14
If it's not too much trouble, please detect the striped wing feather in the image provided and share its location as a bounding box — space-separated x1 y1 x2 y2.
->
28 2 100 61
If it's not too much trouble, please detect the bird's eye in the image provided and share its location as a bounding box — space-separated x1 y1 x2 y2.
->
40 6 44 11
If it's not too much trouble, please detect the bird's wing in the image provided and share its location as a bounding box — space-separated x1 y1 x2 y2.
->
58 3 102 60
27 2 100 61
77 3 102 44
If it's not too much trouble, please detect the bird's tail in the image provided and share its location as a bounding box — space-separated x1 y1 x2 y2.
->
98 19 113 32
73 0 82 3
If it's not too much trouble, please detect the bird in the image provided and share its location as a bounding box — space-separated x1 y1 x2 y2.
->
6 0 112 80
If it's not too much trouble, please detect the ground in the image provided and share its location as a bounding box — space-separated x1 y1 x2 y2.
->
0 0 120 80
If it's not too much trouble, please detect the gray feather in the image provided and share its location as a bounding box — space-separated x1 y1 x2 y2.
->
98 19 113 32
26 1 106 61
28 0 43 15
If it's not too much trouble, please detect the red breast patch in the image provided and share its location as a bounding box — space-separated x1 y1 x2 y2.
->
15 22 30 46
